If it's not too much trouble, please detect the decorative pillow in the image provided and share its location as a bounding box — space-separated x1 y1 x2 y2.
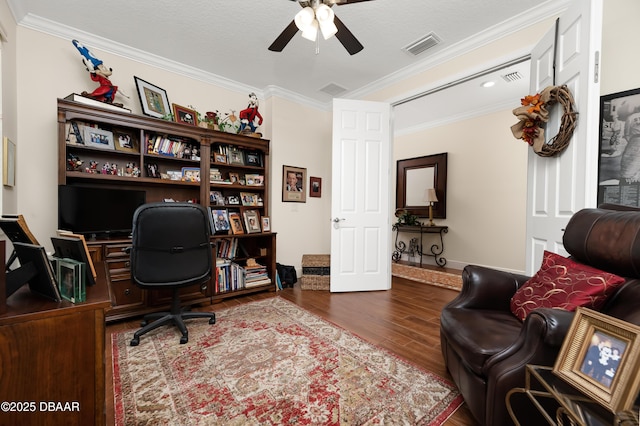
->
510 251 625 321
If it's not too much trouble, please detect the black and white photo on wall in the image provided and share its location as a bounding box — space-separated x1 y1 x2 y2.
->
598 88 640 207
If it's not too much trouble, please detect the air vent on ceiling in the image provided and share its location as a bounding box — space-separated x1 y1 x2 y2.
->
501 71 523 82
402 32 441 56
319 82 348 96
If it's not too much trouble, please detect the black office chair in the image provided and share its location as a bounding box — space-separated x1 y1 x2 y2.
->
129 202 216 346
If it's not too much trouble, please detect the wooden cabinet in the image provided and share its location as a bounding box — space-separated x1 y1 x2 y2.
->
58 99 277 322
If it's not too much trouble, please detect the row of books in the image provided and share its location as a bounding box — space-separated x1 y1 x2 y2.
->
215 259 272 292
145 134 198 159
216 237 249 259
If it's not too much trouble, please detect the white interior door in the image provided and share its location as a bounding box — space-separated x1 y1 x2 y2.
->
525 0 602 274
330 99 392 292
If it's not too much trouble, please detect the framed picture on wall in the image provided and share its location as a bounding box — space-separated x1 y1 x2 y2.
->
282 165 306 203
134 76 171 119
597 88 640 207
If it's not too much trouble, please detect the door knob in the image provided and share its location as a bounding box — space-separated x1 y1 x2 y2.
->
333 217 345 223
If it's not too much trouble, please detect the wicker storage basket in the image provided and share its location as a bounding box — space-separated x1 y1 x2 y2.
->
300 254 330 290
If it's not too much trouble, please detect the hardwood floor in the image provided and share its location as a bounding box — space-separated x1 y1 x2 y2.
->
105 277 477 425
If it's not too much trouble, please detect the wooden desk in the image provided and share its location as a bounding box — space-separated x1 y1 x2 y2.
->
0 258 111 426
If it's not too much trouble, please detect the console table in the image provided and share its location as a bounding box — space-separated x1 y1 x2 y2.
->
0 241 110 426
392 224 448 267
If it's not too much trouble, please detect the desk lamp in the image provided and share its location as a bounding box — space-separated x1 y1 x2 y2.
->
424 188 438 226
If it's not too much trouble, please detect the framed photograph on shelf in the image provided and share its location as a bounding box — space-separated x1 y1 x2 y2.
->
228 147 245 165
172 103 198 126
245 150 263 167
240 192 259 206
227 195 240 205
209 208 230 233
229 172 240 184
181 167 200 182
597 88 640 207
146 163 160 178
282 165 306 203
245 174 264 186
310 176 322 198
261 217 271 232
84 127 115 150
229 212 244 234
553 307 640 412
214 153 227 164
114 130 139 153
243 209 262 234
167 170 182 181
134 76 171 119
209 190 224 205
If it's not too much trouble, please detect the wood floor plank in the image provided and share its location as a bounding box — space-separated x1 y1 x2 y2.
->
105 276 477 425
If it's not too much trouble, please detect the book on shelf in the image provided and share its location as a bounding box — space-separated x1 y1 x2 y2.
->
64 93 131 113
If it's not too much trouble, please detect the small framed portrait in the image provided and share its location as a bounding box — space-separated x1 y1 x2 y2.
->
172 104 198 126
261 217 271 232
209 190 224 204
240 192 259 206
245 151 263 167
181 167 200 182
134 76 171 119
227 195 240 205
245 174 264 186
310 176 322 198
229 212 244 234
84 127 114 150
283 165 306 203
167 170 182 181
214 153 227 164
209 208 231 233
114 130 139 153
554 307 640 412
228 147 245 165
145 163 160 178
243 209 262 234
229 172 240 184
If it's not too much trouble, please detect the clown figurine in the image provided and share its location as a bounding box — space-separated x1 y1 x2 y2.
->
72 39 122 106
239 92 263 135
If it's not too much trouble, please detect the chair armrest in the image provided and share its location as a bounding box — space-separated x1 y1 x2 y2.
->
483 307 575 374
445 265 531 311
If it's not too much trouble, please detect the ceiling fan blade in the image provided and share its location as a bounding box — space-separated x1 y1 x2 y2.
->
268 20 299 52
333 15 363 55
333 0 374 5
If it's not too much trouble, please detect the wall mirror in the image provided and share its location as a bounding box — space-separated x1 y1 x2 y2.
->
396 153 447 218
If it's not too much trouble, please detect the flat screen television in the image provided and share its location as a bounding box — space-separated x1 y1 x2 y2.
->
58 185 146 238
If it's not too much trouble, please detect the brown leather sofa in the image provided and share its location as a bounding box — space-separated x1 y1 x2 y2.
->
440 205 640 425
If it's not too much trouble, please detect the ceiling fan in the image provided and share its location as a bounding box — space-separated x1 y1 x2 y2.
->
268 0 373 55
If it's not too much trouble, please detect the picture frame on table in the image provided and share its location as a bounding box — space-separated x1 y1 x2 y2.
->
172 103 198 126
310 176 322 198
553 307 640 413
56 257 86 303
84 127 114 150
134 76 171 119
228 212 244 234
282 165 306 203
114 130 139 153
243 209 262 234
597 88 640 207
261 217 271 232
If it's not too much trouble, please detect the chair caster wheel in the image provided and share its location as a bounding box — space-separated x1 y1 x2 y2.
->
130 337 139 346
180 336 188 344
209 317 216 324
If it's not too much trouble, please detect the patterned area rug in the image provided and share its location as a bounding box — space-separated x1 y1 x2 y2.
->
112 297 462 425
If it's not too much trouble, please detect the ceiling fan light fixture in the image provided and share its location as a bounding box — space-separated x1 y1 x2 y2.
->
301 19 319 41
295 7 315 31
316 5 337 40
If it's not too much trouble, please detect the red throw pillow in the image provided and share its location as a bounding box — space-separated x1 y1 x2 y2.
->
510 251 625 321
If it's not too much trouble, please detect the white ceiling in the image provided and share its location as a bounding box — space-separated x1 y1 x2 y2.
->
7 0 568 131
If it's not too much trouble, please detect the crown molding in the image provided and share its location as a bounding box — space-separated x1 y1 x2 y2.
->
345 0 570 103
263 85 329 111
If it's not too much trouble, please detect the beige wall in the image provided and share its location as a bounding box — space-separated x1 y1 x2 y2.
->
2 0 638 274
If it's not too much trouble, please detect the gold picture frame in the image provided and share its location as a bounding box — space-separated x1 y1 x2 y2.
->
282 165 306 203
553 307 640 413
3 137 16 187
